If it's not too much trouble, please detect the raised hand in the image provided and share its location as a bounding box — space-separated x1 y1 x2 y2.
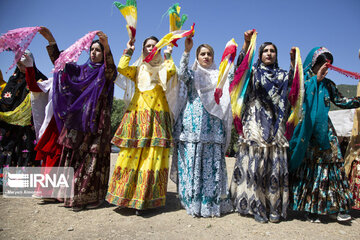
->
97 31 110 54
127 38 135 52
184 36 193 53
242 29 255 52
39 27 56 43
164 45 173 55
317 63 328 82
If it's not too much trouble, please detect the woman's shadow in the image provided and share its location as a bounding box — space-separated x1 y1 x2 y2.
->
113 191 182 218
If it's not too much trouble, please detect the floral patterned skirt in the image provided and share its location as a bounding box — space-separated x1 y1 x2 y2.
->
349 160 360 210
56 125 111 207
172 141 233 217
229 143 289 221
290 147 353 214
106 146 169 210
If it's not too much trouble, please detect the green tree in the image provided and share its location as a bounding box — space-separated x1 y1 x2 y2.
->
111 98 126 136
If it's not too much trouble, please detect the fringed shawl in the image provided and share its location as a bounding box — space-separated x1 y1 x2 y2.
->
53 59 114 133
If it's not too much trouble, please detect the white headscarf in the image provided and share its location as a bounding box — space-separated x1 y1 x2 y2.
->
191 59 233 149
114 46 181 121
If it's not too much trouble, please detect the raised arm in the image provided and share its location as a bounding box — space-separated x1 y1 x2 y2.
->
97 31 116 81
117 39 137 81
39 27 60 65
327 79 360 109
163 45 176 80
178 36 193 83
236 30 254 67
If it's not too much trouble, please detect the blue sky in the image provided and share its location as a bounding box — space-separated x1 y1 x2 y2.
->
1 0 359 98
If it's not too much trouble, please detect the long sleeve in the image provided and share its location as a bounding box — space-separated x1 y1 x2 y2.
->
25 67 42 92
327 79 360 109
104 50 117 81
178 52 192 85
235 49 246 68
46 43 61 65
164 56 176 81
117 52 137 82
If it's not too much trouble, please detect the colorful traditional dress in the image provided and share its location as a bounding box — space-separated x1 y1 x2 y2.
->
106 49 175 210
52 47 116 207
0 57 44 187
26 44 62 198
229 47 292 222
345 81 360 210
170 52 233 217
289 47 360 215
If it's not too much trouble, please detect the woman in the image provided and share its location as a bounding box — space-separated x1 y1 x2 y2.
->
289 47 360 222
25 27 63 199
344 52 360 211
0 51 43 188
106 37 175 214
52 32 116 210
170 37 233 217
229 30 295 223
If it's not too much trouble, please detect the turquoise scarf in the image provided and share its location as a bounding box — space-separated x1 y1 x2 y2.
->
288 47 331 171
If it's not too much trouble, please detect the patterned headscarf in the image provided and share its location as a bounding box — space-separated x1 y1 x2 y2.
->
52 42 115 133
251 42 289 143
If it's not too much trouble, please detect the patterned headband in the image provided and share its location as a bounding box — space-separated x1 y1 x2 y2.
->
311 47 331 67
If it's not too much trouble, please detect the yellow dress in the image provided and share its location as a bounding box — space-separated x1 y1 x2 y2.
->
106 53 176 209
0 70 6 99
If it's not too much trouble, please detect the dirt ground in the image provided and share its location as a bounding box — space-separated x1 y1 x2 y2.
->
1 154 360 240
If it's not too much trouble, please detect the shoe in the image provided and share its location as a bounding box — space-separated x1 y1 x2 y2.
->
135 210 143 216
269 214 280 223
254 214 268 223
86 200 104 209
41 198 58 203
305 213 320 223
72 206 85 212
337 213 351 222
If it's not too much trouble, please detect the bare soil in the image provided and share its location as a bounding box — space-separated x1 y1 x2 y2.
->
1 154 360 240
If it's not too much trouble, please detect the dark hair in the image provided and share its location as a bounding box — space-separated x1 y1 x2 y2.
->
259 42 277 59
143 36 159 48
90 39 104 53
196 44 214 60
313 52 333 68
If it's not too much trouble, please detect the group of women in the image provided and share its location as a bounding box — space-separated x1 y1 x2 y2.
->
0 27 359 224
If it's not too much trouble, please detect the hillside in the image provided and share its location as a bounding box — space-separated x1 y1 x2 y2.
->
330 84 358 111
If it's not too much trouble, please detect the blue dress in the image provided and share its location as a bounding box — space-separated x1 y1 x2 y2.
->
171 52 233 217
229 52 291 222
290 76 360 214
288 47 360 215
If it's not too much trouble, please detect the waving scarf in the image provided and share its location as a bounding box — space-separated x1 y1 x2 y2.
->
114 0 137 40
0 26 41 72
288 47 332 171
54 31 99 72
285 47 304 140
214 38 238 104
115 39 181 121
229 31 257 135
53 59 114 133
167 3 188 32
0 50 47 126
143 23 195 63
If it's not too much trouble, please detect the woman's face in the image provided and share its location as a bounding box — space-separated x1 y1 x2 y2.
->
90 43 103 63
312 62 325 74
261 45 277 66
143 39 157 57
197 47 213 69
